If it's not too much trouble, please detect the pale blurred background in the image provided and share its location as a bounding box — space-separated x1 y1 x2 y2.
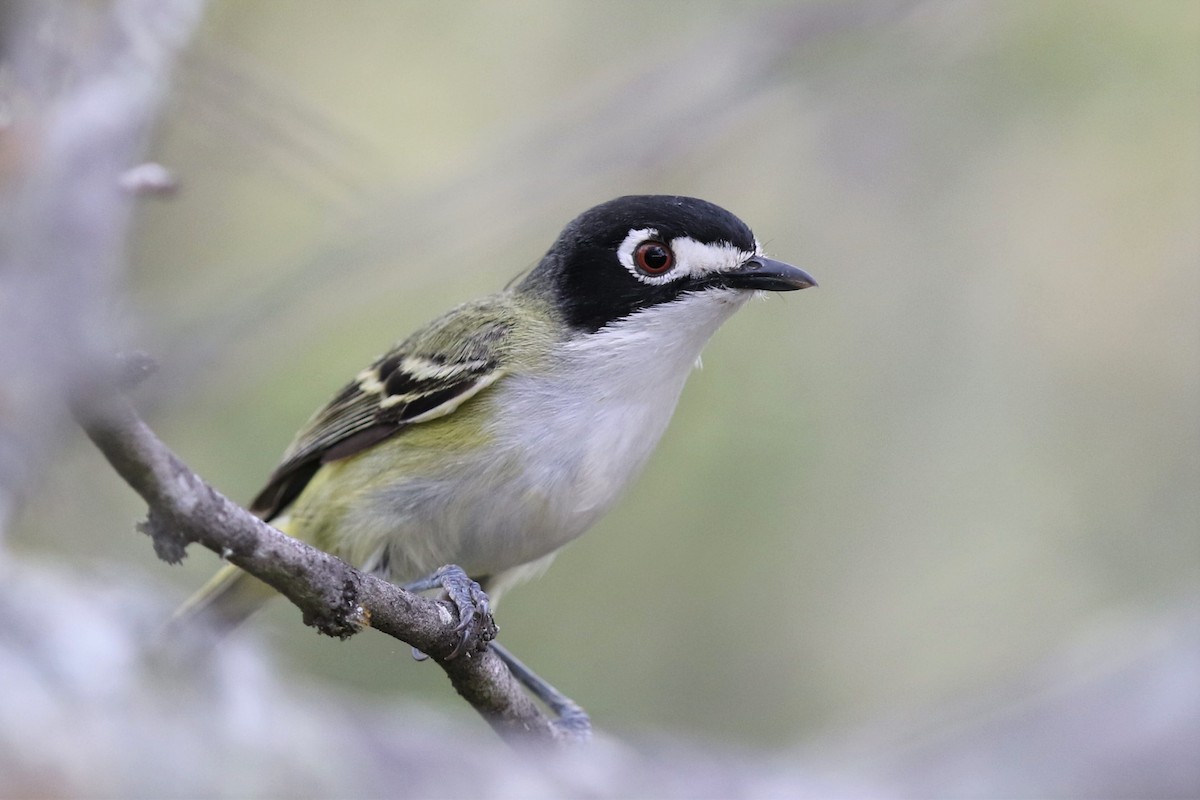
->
7 0 1198 788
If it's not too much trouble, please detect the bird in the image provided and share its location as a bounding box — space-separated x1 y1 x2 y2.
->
177 195 814 718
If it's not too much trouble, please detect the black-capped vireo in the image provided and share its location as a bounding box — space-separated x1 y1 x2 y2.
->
178 195 815 714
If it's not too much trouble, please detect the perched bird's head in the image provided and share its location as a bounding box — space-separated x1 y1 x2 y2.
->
519 195 816 333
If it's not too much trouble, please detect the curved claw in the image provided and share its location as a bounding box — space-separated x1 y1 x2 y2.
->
447 577 495 658
405 565 497 659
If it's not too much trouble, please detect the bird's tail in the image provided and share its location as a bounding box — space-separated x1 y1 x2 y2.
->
171 563 277 633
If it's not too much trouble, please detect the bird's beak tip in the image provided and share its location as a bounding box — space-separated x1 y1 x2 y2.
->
726 256 817 292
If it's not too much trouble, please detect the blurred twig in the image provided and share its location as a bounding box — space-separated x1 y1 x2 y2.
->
0 0 204 540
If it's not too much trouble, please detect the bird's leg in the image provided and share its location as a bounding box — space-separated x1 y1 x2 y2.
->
490 641 591 738
402 564 496 659
403 567 588 736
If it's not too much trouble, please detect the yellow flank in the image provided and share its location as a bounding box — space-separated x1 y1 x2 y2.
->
294 395 495 556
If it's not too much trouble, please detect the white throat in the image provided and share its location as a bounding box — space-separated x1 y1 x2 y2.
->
496 288 752 528
565 287 751 383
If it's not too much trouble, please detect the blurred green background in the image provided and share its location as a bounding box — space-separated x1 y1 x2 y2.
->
14 0 1198 746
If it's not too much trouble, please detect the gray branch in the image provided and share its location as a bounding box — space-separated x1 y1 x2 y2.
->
74 385 569 744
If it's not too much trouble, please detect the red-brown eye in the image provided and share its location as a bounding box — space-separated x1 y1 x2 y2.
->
634 241 674 275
